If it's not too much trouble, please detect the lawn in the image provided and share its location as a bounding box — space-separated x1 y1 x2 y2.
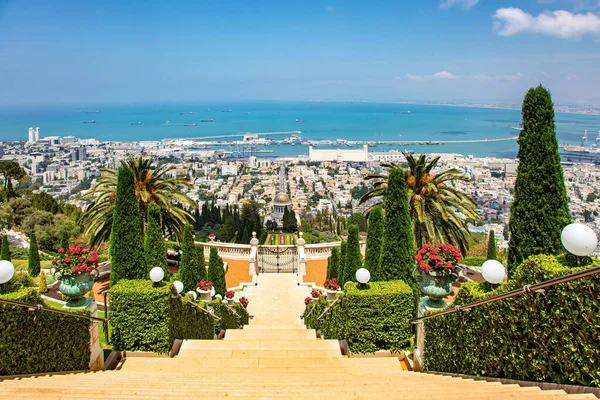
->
266 234 297 245
12 259 55 283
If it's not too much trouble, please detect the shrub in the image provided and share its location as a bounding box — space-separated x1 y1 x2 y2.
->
341 225 362 285
211 301 248 333
207 247 226 296
424 255 600 387
109 166 144 286
327 246 340 280
304 280 414 353
486 230 497 260
0 288 90 375
1 234 9 260
179 224 202 291
338 241 347 283
507 86 571 272
4 271 35 292
364 206 384 281
27 233 41 276
110 279 214 353
39 271 48 293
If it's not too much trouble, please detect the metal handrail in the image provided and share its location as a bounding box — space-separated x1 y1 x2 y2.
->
175 294 221 321
0 297 106 322
409 264 600 324
317 295 342 320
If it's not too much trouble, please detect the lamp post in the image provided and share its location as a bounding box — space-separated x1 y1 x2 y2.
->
561 223 598 267
481 260 506 285
355 268 370 289
149 267 165 287
0 260 15 294
172 280 184 295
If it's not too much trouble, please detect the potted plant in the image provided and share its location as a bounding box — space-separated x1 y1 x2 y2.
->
52 246 100 307
224 290 236 306
310 289 322 301
196 279 214 302
208 233 215 241
415 243 462 309
341 233 348 241
304 297 313 305
323 278 341 301
239 297 249 308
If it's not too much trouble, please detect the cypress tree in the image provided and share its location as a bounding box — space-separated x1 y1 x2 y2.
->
1 234 10 261
144 203 168 277
338 241 347 283
486 230 497 261
342 225 362 285
60 231 69 250
179 224 202 291
326 256 331 280
241 226 250 244
379 168 415 283
109 166 144 286
195 244 207 281
207 246 226 296
507 86 571 273
28 233 41 276
328 246 340 280
364 206 384 281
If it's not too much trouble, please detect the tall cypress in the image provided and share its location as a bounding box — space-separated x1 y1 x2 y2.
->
144 203 168 277
28 233 41 276
60 231 69 250
207 246 226 296
179 224 201 291
328 246 340 280
109 166 144 286
342 225 362 285
364 206 384 281
507 86 571 273
486 230 497 261
195 244 207 281
0 235 9 261
379 168 415 283
338 241 347 283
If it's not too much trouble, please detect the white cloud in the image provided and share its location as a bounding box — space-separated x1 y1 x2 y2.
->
432 71 457 79
566 73 581 80
493 7 600 39
497 72 523 80
404 71 522 82
404 71 457 81
440 0 480 10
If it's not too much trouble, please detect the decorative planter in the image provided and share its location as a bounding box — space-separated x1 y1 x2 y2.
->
227 298 235 306
325 289 339 301
418 272 457 309
196 288 212 302
55 270 99 307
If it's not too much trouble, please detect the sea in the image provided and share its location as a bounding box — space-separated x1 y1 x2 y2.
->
2 101 600 159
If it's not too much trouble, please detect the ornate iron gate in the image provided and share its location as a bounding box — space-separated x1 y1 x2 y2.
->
258 245 298 273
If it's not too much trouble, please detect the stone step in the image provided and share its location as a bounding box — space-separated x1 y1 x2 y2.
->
175 348 342 359
224 329 316 340
179 338 340 351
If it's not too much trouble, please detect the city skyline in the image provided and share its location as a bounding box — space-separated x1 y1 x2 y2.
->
1 0 600 105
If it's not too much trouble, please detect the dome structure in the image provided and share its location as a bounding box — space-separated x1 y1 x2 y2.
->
274 193 291 205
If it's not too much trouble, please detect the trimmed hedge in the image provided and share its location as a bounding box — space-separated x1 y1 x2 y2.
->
304 280 414 353
1 288 91 375
211 301 250 334
424 255 600 387
110 280 214 354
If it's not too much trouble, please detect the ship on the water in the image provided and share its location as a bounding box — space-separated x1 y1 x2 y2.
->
221 109 232 113
83 120 95 124
130 122 142 125
201 119 214 123
393 111 411 114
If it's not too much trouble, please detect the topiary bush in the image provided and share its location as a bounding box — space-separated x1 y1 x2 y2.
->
110 279 214 354
304 280 414 353
1 234 10 260
424 255 600 387
207 247 226 296
28 232 41 276
0 288 91 375
39 271 48 293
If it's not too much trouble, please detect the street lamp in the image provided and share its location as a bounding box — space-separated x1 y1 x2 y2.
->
0 260 15 284
356 268 370 289
172 280 184 294
187 291 197 300
149 267 165 286
561 223 598 266
481 260 506 284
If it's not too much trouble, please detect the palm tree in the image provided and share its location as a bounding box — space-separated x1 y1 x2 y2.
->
360 153 479 254
81 157 196 247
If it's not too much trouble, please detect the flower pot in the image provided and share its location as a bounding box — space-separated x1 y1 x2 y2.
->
325 289 338 301
418 272 457 309
196 288 212 302
56 270 99 307
227 298 235 306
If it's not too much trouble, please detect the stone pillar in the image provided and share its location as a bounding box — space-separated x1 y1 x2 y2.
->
249 231 259 277
297 232 307 284
64 299 104 371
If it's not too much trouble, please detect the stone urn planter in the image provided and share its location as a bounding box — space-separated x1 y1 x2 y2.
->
196 288 212 302
325 289 339 301
418 272 457 309
55 270 99 307
227 298 236 306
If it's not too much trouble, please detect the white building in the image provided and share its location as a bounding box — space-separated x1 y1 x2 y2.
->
308 145 369 162
221 164 238 176
28 127 40 143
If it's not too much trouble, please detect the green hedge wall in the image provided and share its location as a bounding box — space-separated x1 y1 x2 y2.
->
1 288 90 375
304 281 414 353
211 301 250 334
424 255 600 387
110 280 214 354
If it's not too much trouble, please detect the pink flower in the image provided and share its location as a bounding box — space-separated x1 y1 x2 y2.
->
78 256 85 263
58 248 65 253
64 257 71 263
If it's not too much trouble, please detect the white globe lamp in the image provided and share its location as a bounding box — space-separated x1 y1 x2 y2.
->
149 267 165 283
356 268 371 285
186 291 197 300
0 260 15 284
481 260 506 285
561 223 598 257
173 280 184 294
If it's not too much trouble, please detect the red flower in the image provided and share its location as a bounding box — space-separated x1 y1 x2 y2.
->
58 248 65 253
224 290 235 299
311 289 322 298
196 279 213 291
83 248 90 254
78 256 85 263
304 297 312 305
239 297 249 307
52 259 58 265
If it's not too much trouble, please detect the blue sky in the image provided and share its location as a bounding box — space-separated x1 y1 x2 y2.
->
1 0 599 105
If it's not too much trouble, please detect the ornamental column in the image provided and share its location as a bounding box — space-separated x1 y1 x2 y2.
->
296 232 306 284
249 232 259 282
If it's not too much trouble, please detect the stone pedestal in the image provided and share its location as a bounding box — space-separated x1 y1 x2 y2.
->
64 299 104 371
414 297 438 372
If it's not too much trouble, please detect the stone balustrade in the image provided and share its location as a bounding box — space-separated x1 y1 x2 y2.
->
199 241 252 260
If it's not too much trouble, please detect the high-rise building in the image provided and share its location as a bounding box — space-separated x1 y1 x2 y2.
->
70 146 87 162
28 127 40 143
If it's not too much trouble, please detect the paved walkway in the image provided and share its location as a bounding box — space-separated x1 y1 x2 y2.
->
245 273 309 327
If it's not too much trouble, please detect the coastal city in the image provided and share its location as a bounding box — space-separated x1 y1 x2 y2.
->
2 127 599 251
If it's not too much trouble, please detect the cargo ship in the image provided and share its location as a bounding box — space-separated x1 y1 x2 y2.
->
83 120 95 124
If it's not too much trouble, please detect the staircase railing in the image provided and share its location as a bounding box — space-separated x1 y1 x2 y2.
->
408 264 600 324
173 294 221 321
0 297 110 343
